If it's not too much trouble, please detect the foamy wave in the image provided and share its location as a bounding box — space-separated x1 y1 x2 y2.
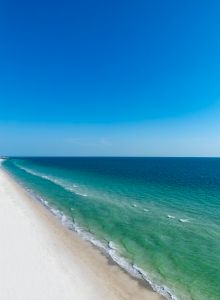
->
24 185 178 300
15 164 88 198
107 243 177 299
179 218 189 223
108 241 118 250
109 249 142 278
37 198 108 252
75 192 87 197
167 215 175 219
53 211 177 299
133 265 177 300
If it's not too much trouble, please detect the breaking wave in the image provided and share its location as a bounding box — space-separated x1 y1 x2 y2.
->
26 186 177 300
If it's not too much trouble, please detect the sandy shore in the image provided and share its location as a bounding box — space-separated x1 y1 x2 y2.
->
0 167 163 300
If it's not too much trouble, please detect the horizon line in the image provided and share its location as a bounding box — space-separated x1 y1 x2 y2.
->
2 156 220 159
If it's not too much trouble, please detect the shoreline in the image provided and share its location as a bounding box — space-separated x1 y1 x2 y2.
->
0 167 164 300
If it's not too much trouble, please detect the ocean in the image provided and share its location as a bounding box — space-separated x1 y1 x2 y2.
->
2 157 220 300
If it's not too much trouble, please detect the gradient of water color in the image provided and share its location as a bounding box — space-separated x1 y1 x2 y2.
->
3 157 220 300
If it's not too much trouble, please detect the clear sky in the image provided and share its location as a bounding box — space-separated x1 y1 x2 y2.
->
0 0 220 156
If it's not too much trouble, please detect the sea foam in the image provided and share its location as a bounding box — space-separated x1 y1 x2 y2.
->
167 215 175 219
179 218 189 223
25 187 177 300
15 164 88 198
10 162 178 300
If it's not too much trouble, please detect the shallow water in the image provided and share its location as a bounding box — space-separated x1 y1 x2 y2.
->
3 157 220 300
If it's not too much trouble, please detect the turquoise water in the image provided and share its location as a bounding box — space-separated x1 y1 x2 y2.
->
2 157 220 300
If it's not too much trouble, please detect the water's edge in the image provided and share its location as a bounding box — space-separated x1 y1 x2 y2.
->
2 165 177 300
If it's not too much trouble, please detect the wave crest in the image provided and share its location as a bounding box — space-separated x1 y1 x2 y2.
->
15 164 88 198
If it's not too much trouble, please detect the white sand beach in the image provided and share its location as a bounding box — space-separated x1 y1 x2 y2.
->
0 167 163 300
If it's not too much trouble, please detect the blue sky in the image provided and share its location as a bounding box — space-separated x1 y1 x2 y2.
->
0 0 220 156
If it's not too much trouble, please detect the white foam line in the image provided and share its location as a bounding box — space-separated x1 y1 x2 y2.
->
29 189 178 300
179 219 189 223
11 165 178 300
15 164 88 198
167 215 175 219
